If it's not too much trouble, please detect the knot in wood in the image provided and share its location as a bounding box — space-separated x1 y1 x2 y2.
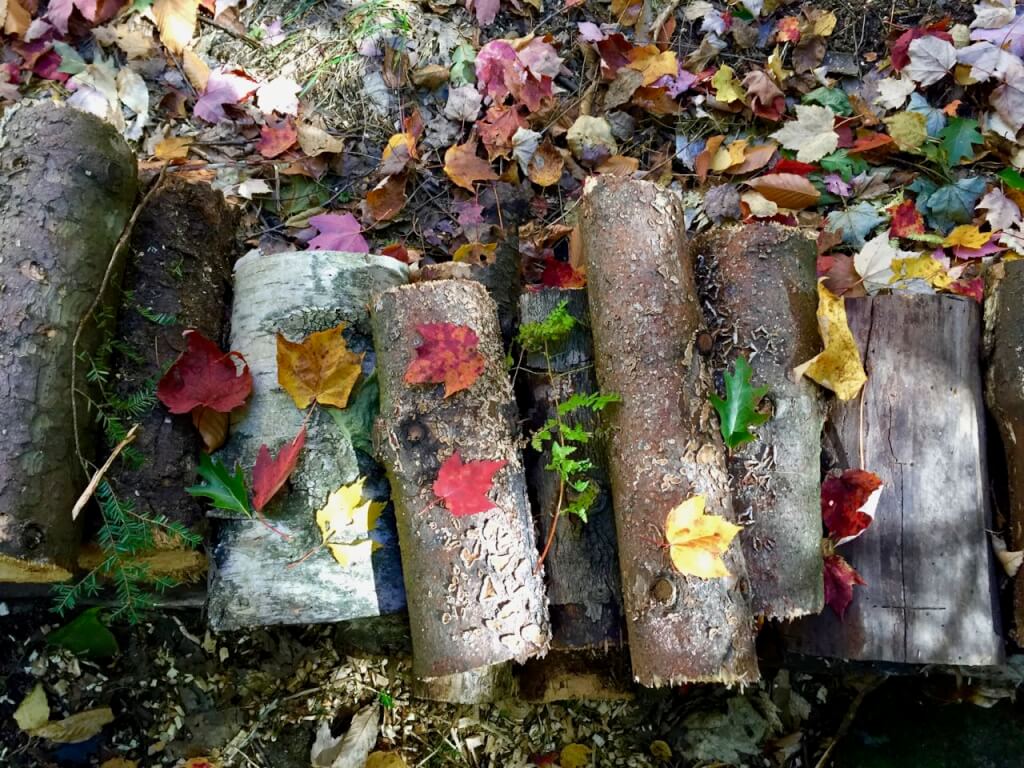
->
20 522 45 552
650 577 676 606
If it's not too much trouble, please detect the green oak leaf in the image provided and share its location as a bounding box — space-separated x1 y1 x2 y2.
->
187 453 252 517
709 357 770 450
938 117 983 167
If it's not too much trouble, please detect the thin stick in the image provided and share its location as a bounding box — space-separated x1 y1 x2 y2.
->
814 677 884 768
71 424 141 520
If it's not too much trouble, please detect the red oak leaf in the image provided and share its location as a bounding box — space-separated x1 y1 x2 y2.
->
256 115 297 158
888 199 925 238
822 469 883 545
308 213 369 253
824 553 866 619
252 426 307 512
433 451 508 517
157 330 253 415
404 323 485 397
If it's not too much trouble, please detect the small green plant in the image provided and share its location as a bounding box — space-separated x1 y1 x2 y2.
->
377 689 395 709
517 302 619 569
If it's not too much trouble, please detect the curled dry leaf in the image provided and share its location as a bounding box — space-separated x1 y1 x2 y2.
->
664 494 742 579
821 469 883 545
793 282 867 400
527 138 564 187
276 324 364 410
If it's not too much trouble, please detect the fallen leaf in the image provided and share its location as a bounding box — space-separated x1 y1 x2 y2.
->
31 707 115 743
884 111 927 152
626 47 677 85
904 34 956 86
560 744 592 768
298 122 345 156
256 115 297 158
444 138 499 191
527 138 565 187
665 494 742 579
277 324 364 409
938 116 983 165
855 233 915 293
404 323 485 397
743 70 786 121
741 190 778 217
433 451 508 517
745 173 820 209
154 135 192 161
252 426 307 512
157 330 252 415
824 553 865 619
827 202 888 248
453 241 498 265
194 67 258 123
3 0 30 36
770 104 839 162
943 224 990 249
724 142 778 174
709 357 769 450
256 75 300 116
366 172 409 222
888 199 926 237
979 188 1022 231
46 0 97 35
711 63 744 103
566 115 618 165
187 453 252 517
366 754 409 768
308 213 369 253
873 76 916 110
316 478 384 566
14 684 49 732
152 0 199 55
822 469 883 544
793 282 867 401
311 704 380 768
891 254 952 290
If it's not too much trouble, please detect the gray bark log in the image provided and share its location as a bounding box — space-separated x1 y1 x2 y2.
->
0 102 138 584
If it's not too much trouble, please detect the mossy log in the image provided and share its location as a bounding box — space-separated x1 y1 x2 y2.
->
788 295 1003 666
0 102 138 585
579 177 758 687
371 280 550 684
691 223 824 620
208 250 408 630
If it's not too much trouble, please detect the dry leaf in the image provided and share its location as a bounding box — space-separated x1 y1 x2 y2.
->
298 122 345 156
316 478 383 567
793 282 867 400
14 684 49 732
152 0 198 55
527 138 564 187
745 173 820 209
665 495 741 579
770 104 839 162
277 324 364 409
444 138 499 191
154 136 192 161
31 708 115 743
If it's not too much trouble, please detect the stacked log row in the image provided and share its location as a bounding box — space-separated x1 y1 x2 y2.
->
788 295 1003 666
580 177 759 686
690 224 825 620
371 280 550 691
207 250 408 630
0 103 138 585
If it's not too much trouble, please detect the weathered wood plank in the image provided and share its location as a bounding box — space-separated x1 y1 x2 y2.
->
788 295 1003 666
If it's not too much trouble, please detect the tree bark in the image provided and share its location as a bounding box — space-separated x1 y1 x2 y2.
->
985 260 1024 644
208 250 409 630
788 295 1003 666
517 287 623 648
371 280 550 680
0 102 138 584
691 223 825 619
579 177 758 687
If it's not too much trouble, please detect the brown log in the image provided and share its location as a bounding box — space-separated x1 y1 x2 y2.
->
985 260 1024 643
517 287 623 648
371 280 550 680
788 295 1003 665
0 103 138 584
691 223 825 619
579 177 758 687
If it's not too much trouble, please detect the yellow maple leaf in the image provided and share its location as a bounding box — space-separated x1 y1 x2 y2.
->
892 255 954 289
943 224 990 249
665 495 741 579
277 323 364 409
316 479 384 567
793 282 867 401
768 46 792 83
626 46 679 86
711 64 745 104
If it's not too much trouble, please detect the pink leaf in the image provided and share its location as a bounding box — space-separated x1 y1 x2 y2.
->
46 0 98 35
194 67 259 123
308 213 369 253
471 0 500 26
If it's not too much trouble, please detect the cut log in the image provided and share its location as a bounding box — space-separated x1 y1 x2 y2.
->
579 177 758 687
517 287 623 648
691 223 825 620
985 260 1024 644
0 102 138 584
371 280 550 682
207 250 409 630
788 295 1003 666
105 178 237 548
518 648 634 702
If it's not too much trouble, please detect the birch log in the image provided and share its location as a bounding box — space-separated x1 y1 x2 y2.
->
788 295 1003 666
580 177 758 686
691 223 824 619
0 102 138 584
372 280 550 682
207 250 408 630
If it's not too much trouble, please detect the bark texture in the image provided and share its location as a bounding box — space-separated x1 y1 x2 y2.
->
108 177 237 539
372 280 550 679
691 223 824 619
985 260 1024 644
518 288 623 648
789 295 1003 665
0 102 138 584
208 250 408 630
580 177 758 687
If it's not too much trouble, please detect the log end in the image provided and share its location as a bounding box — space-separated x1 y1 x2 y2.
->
412 663 515 704
0 553 73 584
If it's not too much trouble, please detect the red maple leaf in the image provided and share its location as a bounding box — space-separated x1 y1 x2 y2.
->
890 25 953 71
888 199 925 238
157 330 252 415
536 256 586 289
308 213 369 253
404 323 485 397
824 553 866 619
772 158 819 176
822 469 883 545
256 115 297 158
252 426 307 512
433 451 508 517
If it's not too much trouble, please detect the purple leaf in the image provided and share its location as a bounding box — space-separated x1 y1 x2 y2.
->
194 68 259 123
472 0 500 26
46 0 97 36
824 173 852 197
308 213 369 253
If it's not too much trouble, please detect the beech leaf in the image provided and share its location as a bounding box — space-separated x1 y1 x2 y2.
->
252 426 307 512
156 330 252 415
822 469 883 545
404 322 485 397
664 494 742 579
709 357 769 450
793 282 867 401
433 451 508 517
277 324 364 410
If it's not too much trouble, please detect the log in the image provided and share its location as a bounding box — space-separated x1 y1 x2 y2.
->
371 280 550 681
690 224 825 619
0 102 138 584
106 177 237 545
788 295 1003 666
518 648 634 702
984 260 1024 644
207 250 409 630
579 177 758 687
517 288 623 648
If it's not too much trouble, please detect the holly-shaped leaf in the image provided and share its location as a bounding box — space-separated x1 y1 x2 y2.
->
824 552 865 619
252 426 307 512
187 453 252 517
664 494 741 579
404 323 485 397
938 117 983 166
157 330 253 414
709 357 769 450
277 324 364 409
433 451 508 517
822 468 883 545
315 478 384 566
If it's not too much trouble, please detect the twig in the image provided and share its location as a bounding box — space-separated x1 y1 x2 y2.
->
645 0 682 44
814 677 884 768
70 164 169 478
71 424 141 521
198 13 263 48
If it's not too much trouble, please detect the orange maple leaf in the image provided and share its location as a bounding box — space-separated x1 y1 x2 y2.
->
276 324 364 409
665 495 741 579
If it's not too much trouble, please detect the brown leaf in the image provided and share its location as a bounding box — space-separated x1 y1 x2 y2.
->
297 122 345 156
527 138 564 187
696 135 725 183
444 139 499 192
630 86 681 116
723 142 778 174
154 136 192 161
191 407 228 452
745 173 820 209
277 324 364 409
366 172 409 222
